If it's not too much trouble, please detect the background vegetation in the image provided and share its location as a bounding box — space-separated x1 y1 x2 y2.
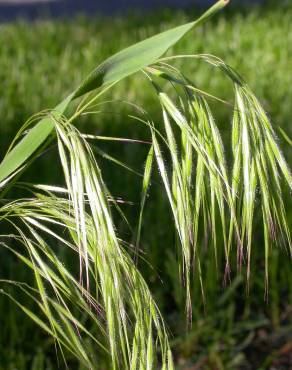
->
0 3 291 369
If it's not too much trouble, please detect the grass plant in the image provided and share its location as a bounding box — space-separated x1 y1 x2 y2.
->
0 1 291 369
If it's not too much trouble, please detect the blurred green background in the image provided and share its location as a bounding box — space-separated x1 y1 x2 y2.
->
0 2 291 369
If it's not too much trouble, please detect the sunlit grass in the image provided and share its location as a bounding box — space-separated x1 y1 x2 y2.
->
0 2 291 369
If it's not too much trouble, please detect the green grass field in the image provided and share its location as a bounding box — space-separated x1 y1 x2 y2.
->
0 3 292 369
